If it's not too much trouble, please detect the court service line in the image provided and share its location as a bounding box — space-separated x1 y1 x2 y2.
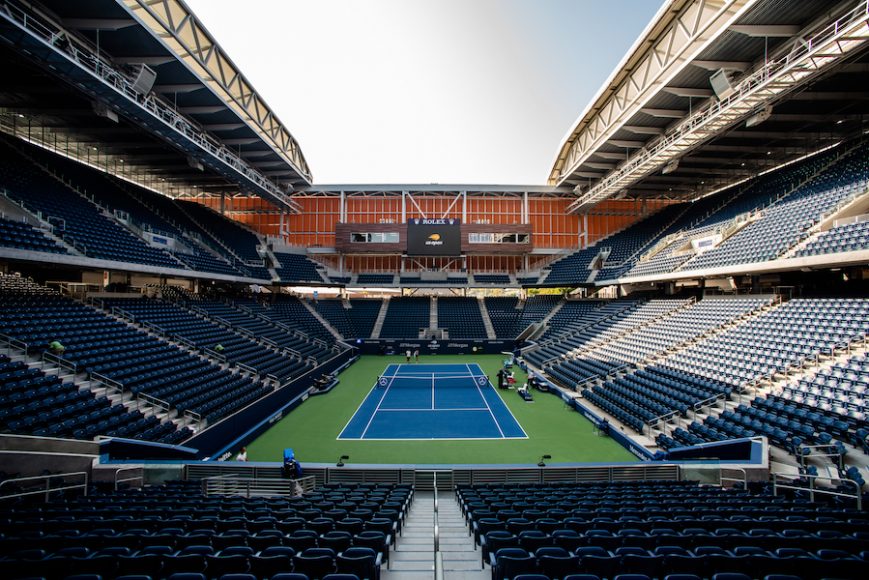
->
359 364 400 439
431 372 435 410
378 407 491 412
468 363 505 438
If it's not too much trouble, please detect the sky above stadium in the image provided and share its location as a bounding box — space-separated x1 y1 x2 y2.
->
185 0 664 185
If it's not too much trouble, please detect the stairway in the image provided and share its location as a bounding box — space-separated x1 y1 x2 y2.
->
370 297 391 339
382 490 486 580
299 298 344 341
478 297 497 340
430 297 438 331
383 491 434 580
439 490 486 580
1 338 189 431
0 192 84 256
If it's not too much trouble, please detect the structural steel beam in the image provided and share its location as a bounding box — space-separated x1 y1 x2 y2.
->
566 0 869 213
640 108 688 118
550 0 754 186
729 24 801 37
121 0 312 184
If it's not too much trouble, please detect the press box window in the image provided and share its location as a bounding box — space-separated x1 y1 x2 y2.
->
469 233 529 244
351 232 399 243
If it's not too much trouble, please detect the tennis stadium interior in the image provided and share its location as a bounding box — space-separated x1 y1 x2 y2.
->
2 0 869 579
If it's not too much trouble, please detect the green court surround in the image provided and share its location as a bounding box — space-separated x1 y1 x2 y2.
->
246 354 637 465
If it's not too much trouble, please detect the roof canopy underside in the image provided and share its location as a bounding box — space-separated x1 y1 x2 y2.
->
551 0 869 210
1 0 311 196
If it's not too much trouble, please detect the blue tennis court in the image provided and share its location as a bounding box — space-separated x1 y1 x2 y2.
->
338 363 527 440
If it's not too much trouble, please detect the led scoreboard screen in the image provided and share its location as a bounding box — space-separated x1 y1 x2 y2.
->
406 218 461 256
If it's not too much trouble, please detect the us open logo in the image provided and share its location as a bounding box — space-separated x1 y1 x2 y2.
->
425 233 444 247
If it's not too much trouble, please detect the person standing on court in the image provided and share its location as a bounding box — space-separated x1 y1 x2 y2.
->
414 348 419 363
406 349 411 362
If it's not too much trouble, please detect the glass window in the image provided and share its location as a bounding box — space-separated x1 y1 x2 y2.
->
468 232 528 244
351 232 399 243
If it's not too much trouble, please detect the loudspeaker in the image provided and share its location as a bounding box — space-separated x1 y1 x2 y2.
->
92 101 118 123
709 68 735 100
130 64 157 94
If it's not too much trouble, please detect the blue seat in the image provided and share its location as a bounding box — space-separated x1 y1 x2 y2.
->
293 549 337 580
578 555 619 579
205 554 249 576
482 533 521 568
496 553 538 580
335 547 380 580
537 549 580 580
166 574 207 580
162 554 206 576
320 531 354 553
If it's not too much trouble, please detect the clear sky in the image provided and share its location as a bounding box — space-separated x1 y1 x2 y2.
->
185 0 663 185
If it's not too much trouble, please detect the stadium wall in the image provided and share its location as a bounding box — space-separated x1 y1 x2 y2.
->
184 348 357 459
354 339 512 355
190 195 670 254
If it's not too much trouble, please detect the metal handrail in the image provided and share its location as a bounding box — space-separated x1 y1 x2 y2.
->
236 362 258 374
0 331 29 353
184 409 203 429
113 466 144 491
568 0 869 209
202 475 316 498
0 471 88 502
41 350 77 373
719 467 747 488
772 472 862 510
137 392 172 413
433 471 442 578
90 372 125 395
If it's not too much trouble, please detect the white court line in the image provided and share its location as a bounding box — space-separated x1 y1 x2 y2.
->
336 363 401 439
468 363 505 438
473 362 529 439
431 372 435 410
357 436 529 441
384 373 483 381
359 364 400 439
378 407 491 412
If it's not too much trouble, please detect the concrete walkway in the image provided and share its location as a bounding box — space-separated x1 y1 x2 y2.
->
381 490 487 580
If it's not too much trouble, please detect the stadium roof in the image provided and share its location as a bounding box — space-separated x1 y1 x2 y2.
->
0 0 311 206
551 0 869 212
298 184 575 198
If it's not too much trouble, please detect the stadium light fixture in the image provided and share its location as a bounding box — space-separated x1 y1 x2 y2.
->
745 106 772 128
538 454 551 467
336 455 349 467
662 159 679 175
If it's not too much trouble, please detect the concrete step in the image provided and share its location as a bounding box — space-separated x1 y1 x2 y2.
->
440 550 478 560
392 549 434 561
395 536 435 546
442 559 486 572
388 559 436 572
444 568 490 580
381 571 433 580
